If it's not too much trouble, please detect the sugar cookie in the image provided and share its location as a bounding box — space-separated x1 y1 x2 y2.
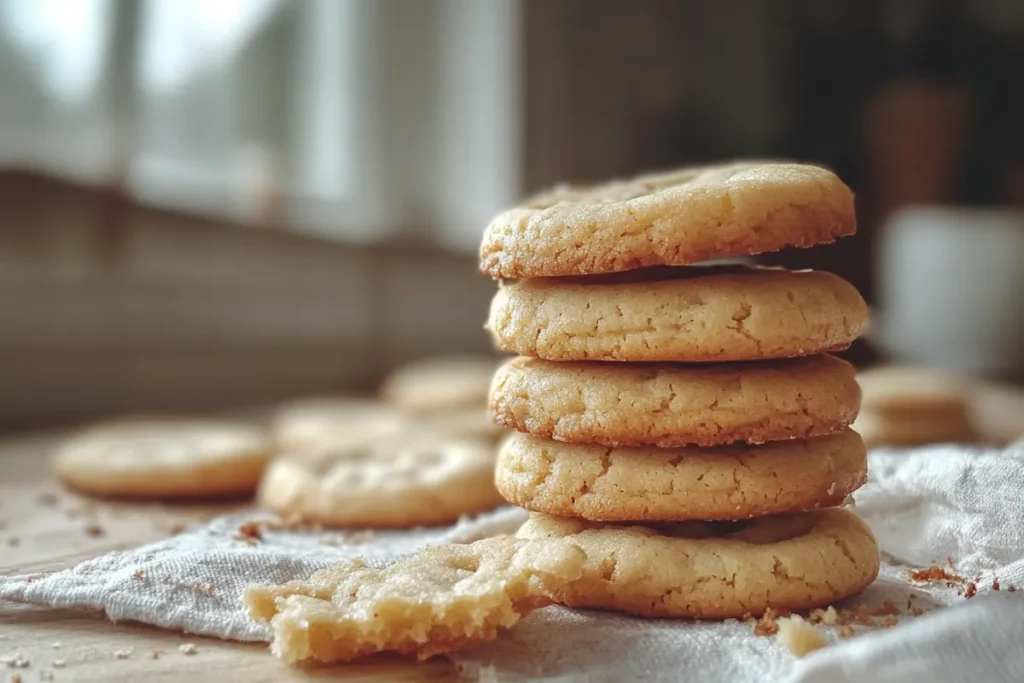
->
380 356 499 415
246 536 586 663
516 507 879 618
271 397 411 451
496 430 866 521
487 266 867 362
480 162 854 278
490 354 859 447
257 435 502 527
52 419 270 499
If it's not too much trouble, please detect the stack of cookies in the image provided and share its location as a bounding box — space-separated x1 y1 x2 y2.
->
480 162 881 618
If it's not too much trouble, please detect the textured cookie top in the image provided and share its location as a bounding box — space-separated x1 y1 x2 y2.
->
257 434 502 527
245 535 586 663
496 430 866 521
488 266 868 362
480 162 855 278
516 507 880 618
490 353 860 447
380 356 500 415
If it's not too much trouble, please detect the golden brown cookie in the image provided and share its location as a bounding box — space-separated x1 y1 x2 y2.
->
487 266 868 362
246 536 587 663
496 430 866 521
480 162 855 278
853 410 977 449
380 356 500 415
516 507 879 618
52 419 270 499
257 434 502 527
271 397 412 451
490 354 860 447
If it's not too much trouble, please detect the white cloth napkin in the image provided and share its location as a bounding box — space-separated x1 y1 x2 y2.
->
3 444 1024 682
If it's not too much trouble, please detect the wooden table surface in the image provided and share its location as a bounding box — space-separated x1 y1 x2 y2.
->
0 433 457 682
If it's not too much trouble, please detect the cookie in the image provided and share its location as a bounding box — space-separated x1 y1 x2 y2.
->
52 419 270 499
480 162 854 278
490 354 860 447
246 535 587 663
422 407 507 443
516 507 879 618
496 430 866 521
271 397 412 451
487 266 868 362
853 410 976 449
257 434 502 527
246 535 585 663
380 356 499 415
857 365 969 416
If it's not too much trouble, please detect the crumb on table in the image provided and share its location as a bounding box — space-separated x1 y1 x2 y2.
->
776 615 829 657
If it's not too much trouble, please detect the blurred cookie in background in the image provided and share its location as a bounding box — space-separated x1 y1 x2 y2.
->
52 418 271 499
257 433 502 527
380 356 505 442
853 365 978 448
380 356 499 414
271 397 413 451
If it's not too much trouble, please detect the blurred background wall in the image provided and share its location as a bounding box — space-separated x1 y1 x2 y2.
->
2 0 1023 430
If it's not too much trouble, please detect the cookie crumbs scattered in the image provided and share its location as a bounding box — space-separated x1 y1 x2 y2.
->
880 616 898 628
947 556 956 568
51 660 65 668
148 650 164 660
1009 585 1017 593
909 565 964 585
133 571 144 581
992 578 1001 591
178 644 196 655
837 624 855 639
908 605 926 616
873 600 900 616
167 523 187 535
84 524 105 538
112 649 131 659
751 608 781 636
234 521 264 544
965 582 977 599
776 615 829 657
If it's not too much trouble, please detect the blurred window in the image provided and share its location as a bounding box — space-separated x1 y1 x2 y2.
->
0 0 521 251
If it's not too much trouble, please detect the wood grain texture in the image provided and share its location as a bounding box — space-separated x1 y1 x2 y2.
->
0 434 456 682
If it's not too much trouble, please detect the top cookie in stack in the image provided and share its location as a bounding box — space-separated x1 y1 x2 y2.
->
479 161 879 620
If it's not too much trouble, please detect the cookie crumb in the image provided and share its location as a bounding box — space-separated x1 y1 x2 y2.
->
168 523 187 535
909 565 964 584
946 556 955 568
965 582 977 599
777 615 829 657
808 606 839 625
84 524 104 538
178 644 196 656
873 600 900 616
837 624 855 639
1009 585 1017 592
751 607 780 636
113 649 131 659
148 650 164 660
992 578 1001 591
908 605 926 616
133 570 144 581
234 521 263 544
880 615 898 628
